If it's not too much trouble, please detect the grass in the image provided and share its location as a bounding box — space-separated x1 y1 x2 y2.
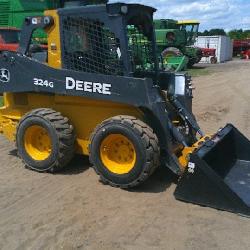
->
187 66 212 77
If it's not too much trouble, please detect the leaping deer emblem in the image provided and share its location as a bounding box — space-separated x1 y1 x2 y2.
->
0 68 10 83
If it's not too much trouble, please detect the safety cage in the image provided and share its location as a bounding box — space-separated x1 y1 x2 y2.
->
58 3 157 77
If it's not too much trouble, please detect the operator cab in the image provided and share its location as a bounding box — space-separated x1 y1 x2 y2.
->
58 3 158 78
178 20 200 45
18 3 160 79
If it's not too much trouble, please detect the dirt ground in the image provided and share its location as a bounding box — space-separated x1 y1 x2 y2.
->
0 59 250 250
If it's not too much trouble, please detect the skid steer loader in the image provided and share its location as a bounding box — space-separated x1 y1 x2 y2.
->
0 2 250 216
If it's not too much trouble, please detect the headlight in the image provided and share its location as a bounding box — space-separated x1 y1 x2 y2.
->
121 5 128 14
174 75 186 96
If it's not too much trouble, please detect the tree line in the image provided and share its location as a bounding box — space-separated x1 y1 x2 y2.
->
198 29 250 40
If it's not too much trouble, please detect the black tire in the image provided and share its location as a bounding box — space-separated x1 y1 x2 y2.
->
187 58 197 67
162 47 183 58
89 115 160 188
16 108 76 172
195 48 203 63
210 57 217 64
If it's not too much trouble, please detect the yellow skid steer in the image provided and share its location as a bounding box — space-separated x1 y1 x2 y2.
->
0 2 249 216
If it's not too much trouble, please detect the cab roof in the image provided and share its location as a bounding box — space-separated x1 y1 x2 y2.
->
58 2 156 16
177 20 200 25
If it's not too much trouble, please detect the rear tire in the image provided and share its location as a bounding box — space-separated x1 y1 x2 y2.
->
210 57 217 64
162 47 183 58
16 108 76 172
187 58 197 67
89 115 160 188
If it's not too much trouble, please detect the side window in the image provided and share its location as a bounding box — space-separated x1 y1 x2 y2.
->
62 16 123 76
27 28 48 63
32 28 47 45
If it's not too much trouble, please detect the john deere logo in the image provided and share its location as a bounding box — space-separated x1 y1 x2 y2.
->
0 68 10 83
188 162 195 174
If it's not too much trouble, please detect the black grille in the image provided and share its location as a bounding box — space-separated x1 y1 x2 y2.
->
0 1 10 26
62 16 123 76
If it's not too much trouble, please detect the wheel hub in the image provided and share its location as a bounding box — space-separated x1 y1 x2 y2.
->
100 134 136 174
24 125 52 161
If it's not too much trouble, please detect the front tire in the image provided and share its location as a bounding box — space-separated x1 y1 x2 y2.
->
89 116 160 188
16 108 76 172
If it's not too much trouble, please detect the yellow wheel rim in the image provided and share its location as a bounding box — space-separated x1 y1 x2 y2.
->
24 125 52 161
100 134 136 175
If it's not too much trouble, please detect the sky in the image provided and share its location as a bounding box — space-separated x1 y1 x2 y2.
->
109 0 250 31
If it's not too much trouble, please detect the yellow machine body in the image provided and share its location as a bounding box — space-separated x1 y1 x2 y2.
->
0 10 199 169
0 10 143 156
0 92 143 155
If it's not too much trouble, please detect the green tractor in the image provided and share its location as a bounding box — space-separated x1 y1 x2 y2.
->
0 0 60 43
154 19 202 70
178 20 203 66
0 0 108 43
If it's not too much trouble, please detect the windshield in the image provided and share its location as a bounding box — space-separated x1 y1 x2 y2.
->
193 24 199 33
179 23 199 45
62 16 123 75
0 30 20 43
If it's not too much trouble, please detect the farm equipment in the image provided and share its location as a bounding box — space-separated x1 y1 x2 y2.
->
233 39 250 57
0 2 250 216
200 48 217 64
0 27 20 52
162 54 189 72
241 49 250 59
0 0 60 43
178 20 203 66
154 19 188 71
0 0 108 42
154 19 202 71
0 27 48 61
